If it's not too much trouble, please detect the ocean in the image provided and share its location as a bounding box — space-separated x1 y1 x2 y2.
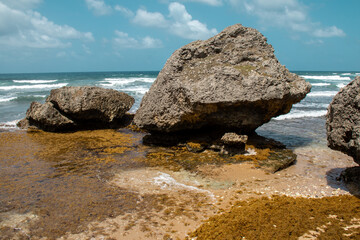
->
0 70 358 147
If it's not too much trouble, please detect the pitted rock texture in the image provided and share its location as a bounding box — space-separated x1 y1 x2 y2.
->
327 76 360 164
20 86 134 132
134 24 311 133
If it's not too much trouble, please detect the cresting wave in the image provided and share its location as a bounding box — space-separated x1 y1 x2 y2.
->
0 83 68 91
13 80 58 84
274 110 327 120
300 75 351 81
311 83 331 86
307 91 338 97
0 96 17 102
103 77 155 83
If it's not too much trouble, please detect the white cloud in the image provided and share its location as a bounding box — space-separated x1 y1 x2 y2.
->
0 0 42 10
113 31 163 49
161 0 222 6
132 2 217 40
168 2 217 39
184 0 223 6
85 0 112 16
313 26 346 38
114 5 134 18
230 0 345 38
0 2 94 48
133 9 168 27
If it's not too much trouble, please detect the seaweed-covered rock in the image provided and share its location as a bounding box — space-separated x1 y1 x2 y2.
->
134 24 311 133
326 76 360 164
19 86 134 132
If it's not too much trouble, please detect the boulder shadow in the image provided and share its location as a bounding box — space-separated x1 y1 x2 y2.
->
326 167 360 197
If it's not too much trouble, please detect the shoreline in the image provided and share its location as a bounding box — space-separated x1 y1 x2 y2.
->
0 128 358 239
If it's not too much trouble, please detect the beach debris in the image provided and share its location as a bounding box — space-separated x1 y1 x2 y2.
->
134 24 311 133
18 86 134 131
327 76 360 165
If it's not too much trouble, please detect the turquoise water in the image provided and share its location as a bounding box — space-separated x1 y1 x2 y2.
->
0 70 358 147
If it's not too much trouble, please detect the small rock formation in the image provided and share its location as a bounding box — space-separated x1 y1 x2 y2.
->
19 86 134 132
326 76 360 165
220 132 248 155
134 24 311 133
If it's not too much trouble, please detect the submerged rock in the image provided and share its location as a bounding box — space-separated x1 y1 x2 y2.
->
326 76 360 165
19 86 134 132
134 24 311 133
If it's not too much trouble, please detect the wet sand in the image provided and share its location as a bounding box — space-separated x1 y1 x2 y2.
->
0 129 359 239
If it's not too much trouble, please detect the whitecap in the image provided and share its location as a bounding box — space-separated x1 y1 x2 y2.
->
275 110 327 120
341 73 352 76
0 83 68 91
294 103 329 108
13 80 58 84
120 86 149 95
337 83 347 89
102 77 155 85
300 75 351 81
307 91 338 97
0 96 17 102
311 83 331 86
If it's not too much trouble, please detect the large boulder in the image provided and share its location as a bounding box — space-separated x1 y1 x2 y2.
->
20 86 134 132
47 86 134 123
134 24 311 133
326 76 360 164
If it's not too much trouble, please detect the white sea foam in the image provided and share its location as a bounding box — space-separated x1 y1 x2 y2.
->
0 96 17 102
300 75 351 81
121 86 149 95
0 83 68 91
13 80 58 84
307 91 338 97
294 103 329 108
311 83 331 86
0 119 20 129
102 77 155 84
337 83 347 89
153 172 215 200
275 110 327 120
341 73 352 76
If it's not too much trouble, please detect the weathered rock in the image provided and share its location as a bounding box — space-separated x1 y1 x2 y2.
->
220 132 248 155
326 76 360 165
221 133 248 146
134 24 311 133
19 86 134 132
26 101 76 132
48 86 134 123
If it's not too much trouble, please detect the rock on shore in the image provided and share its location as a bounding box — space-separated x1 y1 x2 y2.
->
19 86 134 132
327 76 360 165
134 24 311 133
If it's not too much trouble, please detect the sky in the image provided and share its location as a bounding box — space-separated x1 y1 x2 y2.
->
0 0 359 73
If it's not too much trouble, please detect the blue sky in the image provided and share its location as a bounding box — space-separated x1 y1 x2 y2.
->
0 0 359 73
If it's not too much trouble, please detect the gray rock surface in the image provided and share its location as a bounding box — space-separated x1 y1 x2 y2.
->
48 86 134 122
134 24 311 133
19 86 134 132
326 76 360 164
26 102 75 132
